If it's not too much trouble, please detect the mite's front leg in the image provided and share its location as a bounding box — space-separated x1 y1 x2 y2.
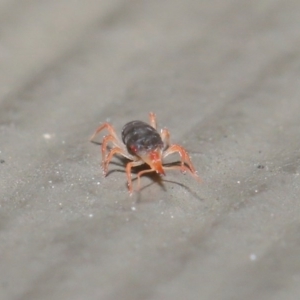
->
136 168 157 192
103 148 134 176
163 144 202 182
125 160 145 195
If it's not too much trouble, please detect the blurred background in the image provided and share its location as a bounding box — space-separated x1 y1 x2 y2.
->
1 1 300 299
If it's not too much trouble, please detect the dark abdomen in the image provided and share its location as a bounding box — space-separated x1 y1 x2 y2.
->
122 121 163 155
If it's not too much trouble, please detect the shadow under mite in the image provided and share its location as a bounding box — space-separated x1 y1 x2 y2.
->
102 158 203 201
91 141 203 200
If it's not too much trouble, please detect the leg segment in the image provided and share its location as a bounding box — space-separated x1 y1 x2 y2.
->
163 144 201 182
91 123 129 173
136 168 158 192
160 128 171 148
103 147 134 176
126 160 145 195
101 135 121 162
162 165 202 183
149 112 157 129
90 122 122 144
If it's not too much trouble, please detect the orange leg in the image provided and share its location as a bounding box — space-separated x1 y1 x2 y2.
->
163 144 202 182
126 160 145 195
160 128 171 148
136 168 157 192
90 122 122 144
149 112 157 129
101 135 119 160
163 165 202 183
103 147 134 176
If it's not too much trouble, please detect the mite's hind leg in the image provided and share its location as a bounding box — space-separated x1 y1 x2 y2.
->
149 112 157 129
101 135 123 165
163 144 201 182
90 123 125 167
90 122 122 145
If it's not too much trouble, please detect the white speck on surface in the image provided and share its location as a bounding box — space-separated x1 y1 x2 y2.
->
89 214 93 218
131 206 136 211
171 215 174 218
250 254 257 261
255 190 258 193
237 181 241 184
43 133 55 139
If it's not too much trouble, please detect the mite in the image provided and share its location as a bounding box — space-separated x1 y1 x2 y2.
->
90 112 201 194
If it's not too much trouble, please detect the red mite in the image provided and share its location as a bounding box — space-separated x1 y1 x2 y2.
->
90 112 201 194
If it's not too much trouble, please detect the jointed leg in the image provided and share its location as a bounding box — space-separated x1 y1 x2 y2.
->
91 123 127 170
136 168 157 192
149 112 157 129
101 135 122 162
103 147 134 176
90 122 122 144
163 144 201 182
126 160 145 195
163 165 202 183
160 128 171 148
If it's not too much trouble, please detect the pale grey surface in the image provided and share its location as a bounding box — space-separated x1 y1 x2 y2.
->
1 1 300 299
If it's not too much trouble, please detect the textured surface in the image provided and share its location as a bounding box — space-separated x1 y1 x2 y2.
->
1 1 300 299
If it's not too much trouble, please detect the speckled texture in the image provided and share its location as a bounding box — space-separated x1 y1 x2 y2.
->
1 1 300 299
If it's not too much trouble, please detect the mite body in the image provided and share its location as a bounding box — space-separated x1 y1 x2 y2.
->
122 121 164 160
90 113 201 194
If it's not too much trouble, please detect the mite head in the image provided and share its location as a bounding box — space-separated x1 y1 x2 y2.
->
139 148 165 175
